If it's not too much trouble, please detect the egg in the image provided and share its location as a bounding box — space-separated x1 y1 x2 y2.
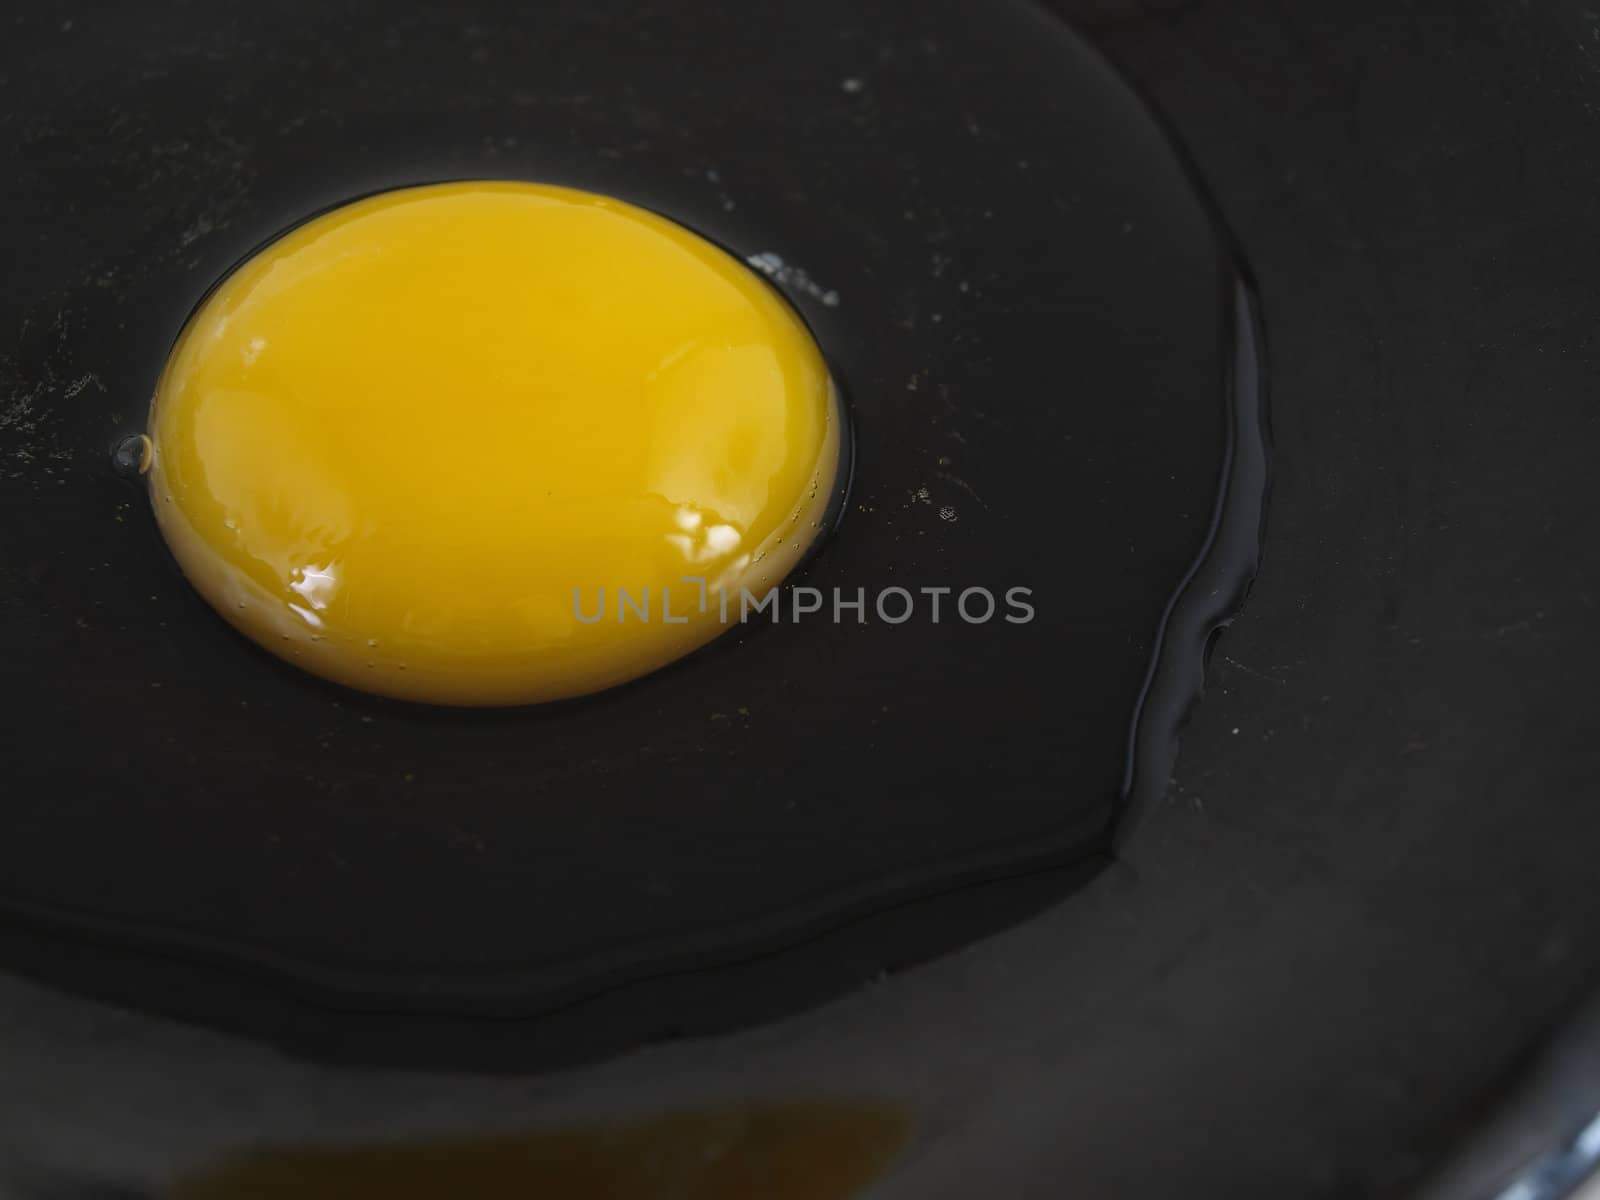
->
144 181 843 705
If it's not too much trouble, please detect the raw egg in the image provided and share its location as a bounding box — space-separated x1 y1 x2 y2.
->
144 181 843 705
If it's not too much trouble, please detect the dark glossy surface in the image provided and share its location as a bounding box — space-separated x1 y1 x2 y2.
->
3 2 1600 1199
0 0 1255 1059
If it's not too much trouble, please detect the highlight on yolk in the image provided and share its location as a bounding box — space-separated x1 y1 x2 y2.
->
144 180 843 705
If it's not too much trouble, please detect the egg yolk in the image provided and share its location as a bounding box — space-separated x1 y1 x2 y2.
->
146 181 842 705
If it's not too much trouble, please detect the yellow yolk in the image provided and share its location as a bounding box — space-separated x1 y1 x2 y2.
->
146 181 841 705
